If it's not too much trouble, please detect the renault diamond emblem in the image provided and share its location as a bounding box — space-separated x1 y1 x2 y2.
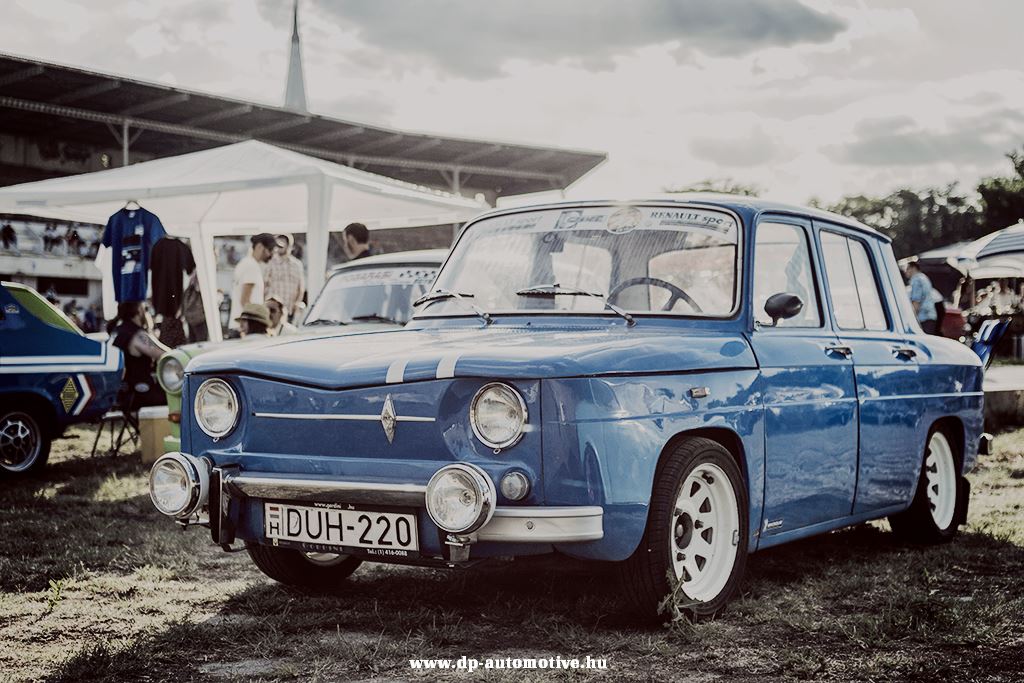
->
381 395 397 444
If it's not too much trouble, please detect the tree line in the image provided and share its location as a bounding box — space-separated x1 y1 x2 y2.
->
670 146 1024 258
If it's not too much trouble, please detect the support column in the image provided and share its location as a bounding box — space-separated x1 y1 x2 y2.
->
305 175 332 299
122 119 129 166
191 228 222 343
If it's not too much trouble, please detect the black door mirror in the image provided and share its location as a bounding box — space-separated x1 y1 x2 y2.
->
764 293 804 326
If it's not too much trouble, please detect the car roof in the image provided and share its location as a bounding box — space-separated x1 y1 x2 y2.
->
329 248 448 272
475 195 889 242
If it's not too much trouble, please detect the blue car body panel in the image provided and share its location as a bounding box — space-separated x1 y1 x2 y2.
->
176 197 987 564
0 283 122 430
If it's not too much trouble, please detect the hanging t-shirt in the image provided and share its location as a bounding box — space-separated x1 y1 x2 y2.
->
101 207 166 302
150 237 196 316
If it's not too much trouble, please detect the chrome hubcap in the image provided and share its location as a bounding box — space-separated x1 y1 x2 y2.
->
0 412 41 472
924 432 956 530
670 462 739 602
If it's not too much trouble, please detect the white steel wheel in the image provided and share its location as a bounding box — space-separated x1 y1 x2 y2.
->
620 437 748 621
669 463 740 602
889 426 966 544
0 411 46 474
303 552 351 567
924 431 957 530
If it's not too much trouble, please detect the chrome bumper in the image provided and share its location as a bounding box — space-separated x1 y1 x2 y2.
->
220 470 603 544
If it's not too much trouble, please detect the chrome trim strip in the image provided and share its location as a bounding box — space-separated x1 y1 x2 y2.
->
477 505 603 543
224 472 426 507
253 412 435 422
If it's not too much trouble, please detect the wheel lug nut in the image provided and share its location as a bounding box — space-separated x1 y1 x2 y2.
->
702 473 714 484
694 521 703 529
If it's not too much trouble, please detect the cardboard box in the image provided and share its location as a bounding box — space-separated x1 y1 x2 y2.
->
138 405 171 464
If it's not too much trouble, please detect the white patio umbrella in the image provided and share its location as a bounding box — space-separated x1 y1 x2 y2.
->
0 140 485 341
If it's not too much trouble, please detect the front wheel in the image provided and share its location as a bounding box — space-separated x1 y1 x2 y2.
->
620 437 748 620
889 428 966 543
0 409 51 475
247 544 363 590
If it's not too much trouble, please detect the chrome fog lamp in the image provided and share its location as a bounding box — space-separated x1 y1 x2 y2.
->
149 452 209 519
157 351 188 394
194 378 239 438
425 463 496 534
499 471 530 501
470 382 527 450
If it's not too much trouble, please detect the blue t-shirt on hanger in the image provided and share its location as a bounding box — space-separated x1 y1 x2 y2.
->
101 206 166 302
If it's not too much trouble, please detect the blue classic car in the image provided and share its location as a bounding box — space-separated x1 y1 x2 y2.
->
1 281 122 474
149 199 991 618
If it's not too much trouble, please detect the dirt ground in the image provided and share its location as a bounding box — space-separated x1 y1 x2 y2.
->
1 427 1023 682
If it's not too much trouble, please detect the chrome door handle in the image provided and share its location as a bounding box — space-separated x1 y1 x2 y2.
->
892 346 917 359
825 344 853 358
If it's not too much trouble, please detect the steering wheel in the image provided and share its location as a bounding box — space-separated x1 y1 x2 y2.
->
608 277 703 313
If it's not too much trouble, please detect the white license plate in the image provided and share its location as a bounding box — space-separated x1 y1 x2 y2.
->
264 502 419 555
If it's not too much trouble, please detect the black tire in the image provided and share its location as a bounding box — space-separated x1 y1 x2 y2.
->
0 409 52 476
620 437 748 621
247 543 362 589
889 427 966 544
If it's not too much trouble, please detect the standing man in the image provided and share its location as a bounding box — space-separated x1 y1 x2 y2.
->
229 233 276 332
265 233 305 321
342 222 373 261
906 261 938 334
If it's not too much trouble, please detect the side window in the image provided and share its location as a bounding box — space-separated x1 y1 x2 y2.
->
820 231 889 331
753 222 821 327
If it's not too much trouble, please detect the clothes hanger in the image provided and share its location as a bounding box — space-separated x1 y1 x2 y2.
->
123 199 141 210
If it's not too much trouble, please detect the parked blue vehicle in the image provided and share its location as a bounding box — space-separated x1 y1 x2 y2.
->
1 281 122 474
149 198 992 618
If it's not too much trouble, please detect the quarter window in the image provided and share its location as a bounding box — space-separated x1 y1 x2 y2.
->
820 232 888 331
753 222 820 327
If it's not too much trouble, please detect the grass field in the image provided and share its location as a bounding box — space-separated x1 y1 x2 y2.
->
1 427 1023 682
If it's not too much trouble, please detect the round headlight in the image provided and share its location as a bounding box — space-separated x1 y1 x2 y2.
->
425 463 496 534
158 353 186 394
149 452 208 518
194 378 239 438
470 383 527 450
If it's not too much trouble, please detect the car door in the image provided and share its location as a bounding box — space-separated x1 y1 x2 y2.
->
748 219 859 540
816 226 921 514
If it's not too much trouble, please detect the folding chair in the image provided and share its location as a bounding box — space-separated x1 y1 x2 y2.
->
90 384 141 456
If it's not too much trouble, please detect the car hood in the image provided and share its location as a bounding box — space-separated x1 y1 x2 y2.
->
187 323 756 389
180 322 392 361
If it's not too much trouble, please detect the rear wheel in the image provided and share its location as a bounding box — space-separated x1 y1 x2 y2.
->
890 428 966 543
0 409 51 475
247 544 362 589
621 437 748 620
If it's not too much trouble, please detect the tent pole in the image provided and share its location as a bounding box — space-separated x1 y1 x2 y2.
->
122 120 130 166
192 229 222 343
305 175 332 300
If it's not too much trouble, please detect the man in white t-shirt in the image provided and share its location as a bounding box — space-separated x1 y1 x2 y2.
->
229 233 276 331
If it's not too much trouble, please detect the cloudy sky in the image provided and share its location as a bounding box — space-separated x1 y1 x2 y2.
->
3 0 1023 205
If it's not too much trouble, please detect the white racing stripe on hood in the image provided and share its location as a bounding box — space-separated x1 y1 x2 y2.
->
385 358 408 384
435 353 460 379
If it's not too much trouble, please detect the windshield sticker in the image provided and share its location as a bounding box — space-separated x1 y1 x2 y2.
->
647 209 737 237
606 207 643 234
332 267 438 287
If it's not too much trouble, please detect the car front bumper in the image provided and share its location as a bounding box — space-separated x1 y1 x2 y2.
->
153 454 604 561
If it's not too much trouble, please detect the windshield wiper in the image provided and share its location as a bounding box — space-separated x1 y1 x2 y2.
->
304 318 347 326
413 289 492 325
349 314 401 325
516 283 636 326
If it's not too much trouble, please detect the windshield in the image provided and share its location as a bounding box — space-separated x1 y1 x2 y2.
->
421 205 739 318
304 265 439 326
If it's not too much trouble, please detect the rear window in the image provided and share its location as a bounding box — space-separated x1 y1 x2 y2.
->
6 285 81 334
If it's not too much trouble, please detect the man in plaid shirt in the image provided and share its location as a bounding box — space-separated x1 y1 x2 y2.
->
265 233 306 322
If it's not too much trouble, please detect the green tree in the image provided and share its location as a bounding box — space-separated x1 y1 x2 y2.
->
977 147 1024 230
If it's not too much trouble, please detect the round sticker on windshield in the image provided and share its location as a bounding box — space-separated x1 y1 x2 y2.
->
606 207 642 234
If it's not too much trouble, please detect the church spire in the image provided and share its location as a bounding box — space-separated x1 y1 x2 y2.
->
284 0 308 112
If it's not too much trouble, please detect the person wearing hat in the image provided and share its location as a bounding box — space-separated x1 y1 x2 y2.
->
235 303 271 337
229 233 276 331
265 295 298 336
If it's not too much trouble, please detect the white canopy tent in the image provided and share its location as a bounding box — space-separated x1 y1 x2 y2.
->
0 140 485 341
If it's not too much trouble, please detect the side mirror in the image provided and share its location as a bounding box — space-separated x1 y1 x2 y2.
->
764 292 804 326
